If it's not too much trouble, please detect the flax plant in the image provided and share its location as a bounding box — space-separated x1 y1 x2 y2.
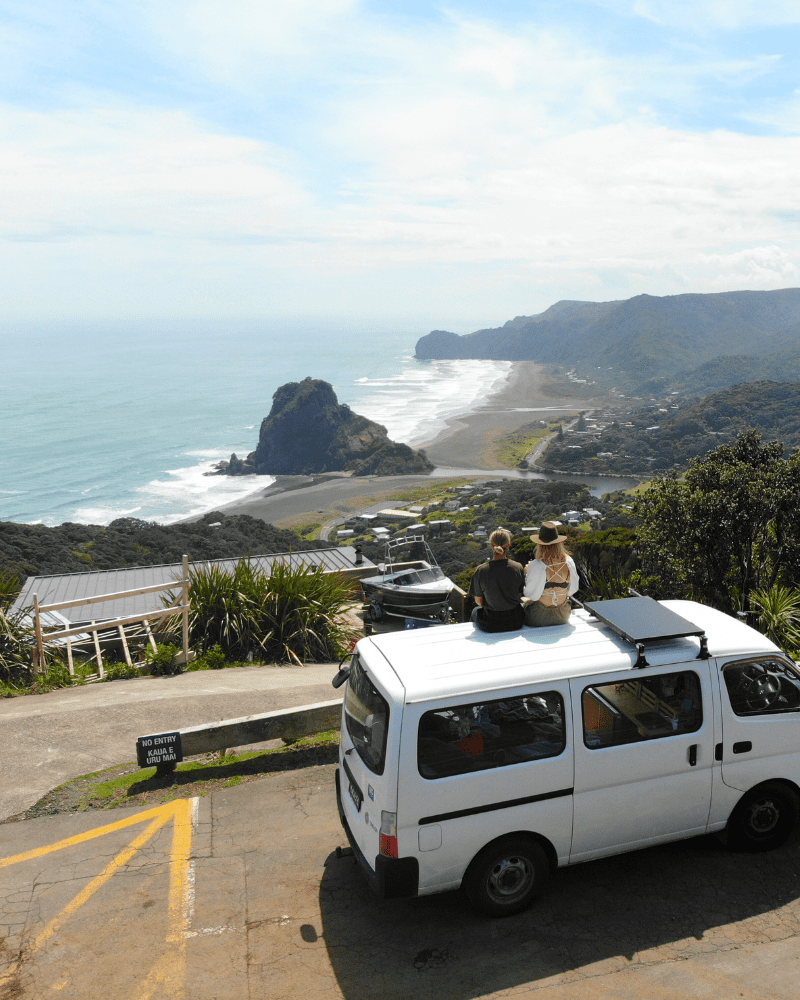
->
749 584 800 652
170 558 359 664
0 606 34 689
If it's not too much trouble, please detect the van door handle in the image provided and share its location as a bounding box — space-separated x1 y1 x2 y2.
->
688 744 698 766
733 741 752 754
714 743 723 761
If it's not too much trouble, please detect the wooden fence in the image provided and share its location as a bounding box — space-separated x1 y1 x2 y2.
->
32 555 190 679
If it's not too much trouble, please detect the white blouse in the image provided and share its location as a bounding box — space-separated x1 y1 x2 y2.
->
523 556 580 601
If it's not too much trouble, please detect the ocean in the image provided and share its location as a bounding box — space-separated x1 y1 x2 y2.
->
1 317 511 526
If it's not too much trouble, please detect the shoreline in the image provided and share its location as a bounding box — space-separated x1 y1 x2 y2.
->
206 362 622 528
417 360 602 469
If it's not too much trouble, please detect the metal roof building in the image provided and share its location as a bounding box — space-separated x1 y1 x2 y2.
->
12 547 372 625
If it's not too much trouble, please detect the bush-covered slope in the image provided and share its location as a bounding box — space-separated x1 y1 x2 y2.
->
543 381 800 475
415 288 800 389
0 512 329 582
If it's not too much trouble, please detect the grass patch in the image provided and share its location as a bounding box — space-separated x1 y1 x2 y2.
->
493 420 568 468
5 730 341 821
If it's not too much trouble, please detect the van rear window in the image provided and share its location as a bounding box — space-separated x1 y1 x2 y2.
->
417 692 566 780
344 655 390 775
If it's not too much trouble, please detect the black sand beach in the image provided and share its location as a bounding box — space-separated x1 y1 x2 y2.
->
211 362 604 528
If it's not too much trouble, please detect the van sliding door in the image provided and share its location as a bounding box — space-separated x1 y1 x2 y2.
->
569 664 714 863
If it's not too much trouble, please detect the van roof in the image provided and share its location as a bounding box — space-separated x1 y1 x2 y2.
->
362 600 780 704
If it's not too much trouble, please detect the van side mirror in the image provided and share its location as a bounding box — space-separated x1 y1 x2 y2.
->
332 656 352 689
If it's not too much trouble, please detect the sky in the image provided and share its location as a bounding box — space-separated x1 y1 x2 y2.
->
2 0 800 328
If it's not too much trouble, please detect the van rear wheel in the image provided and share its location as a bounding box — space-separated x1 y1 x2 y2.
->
463 837 549 917
727 782 798 852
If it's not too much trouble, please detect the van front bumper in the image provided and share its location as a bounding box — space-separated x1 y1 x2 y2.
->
335 767 418 900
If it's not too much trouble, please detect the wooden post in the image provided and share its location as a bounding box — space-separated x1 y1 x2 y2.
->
181 554 190 666
66 639 74 677
117 624 133 669
143 619 158 653
91 622 104 679
33 593 45 673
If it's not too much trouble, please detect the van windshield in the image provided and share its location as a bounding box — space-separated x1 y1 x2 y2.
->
344 655 390 775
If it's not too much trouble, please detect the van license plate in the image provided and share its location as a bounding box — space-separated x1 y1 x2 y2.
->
348 780 363 812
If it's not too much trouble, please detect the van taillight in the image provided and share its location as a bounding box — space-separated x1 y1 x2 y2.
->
379 810 397 858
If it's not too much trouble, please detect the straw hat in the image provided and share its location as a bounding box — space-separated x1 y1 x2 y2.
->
530 521 567 545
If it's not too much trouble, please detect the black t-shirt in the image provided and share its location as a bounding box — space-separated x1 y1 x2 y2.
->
472 558 525 632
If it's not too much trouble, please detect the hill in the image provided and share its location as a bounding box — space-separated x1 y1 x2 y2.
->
213 377 434 477
0 512 329 582
415 289 800 392
542 381 800 475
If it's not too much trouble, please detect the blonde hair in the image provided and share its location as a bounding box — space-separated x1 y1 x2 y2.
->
489 526 511 557
537 539 569 564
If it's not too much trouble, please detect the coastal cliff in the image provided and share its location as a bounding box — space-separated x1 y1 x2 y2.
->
214 377 435 477
415 288 800 393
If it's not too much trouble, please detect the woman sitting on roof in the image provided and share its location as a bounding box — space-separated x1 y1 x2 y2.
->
523 522 580 627
470 527 526 633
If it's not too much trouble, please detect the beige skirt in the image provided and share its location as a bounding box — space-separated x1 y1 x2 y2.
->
524 600 571 627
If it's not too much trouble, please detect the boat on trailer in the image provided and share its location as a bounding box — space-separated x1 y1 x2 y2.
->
360 535 455 623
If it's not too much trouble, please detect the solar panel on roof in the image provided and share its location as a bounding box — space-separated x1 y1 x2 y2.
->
583 597 708 667
584 597 704 644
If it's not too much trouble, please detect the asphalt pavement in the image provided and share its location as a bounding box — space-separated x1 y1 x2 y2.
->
3 763 800 999
0 664 341 821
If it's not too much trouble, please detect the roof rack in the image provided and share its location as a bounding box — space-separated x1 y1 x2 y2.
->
578 596 709 668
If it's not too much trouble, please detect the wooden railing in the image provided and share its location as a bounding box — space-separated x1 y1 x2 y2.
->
32 555 190 679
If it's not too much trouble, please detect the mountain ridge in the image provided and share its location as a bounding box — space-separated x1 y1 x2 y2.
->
416 288 800 392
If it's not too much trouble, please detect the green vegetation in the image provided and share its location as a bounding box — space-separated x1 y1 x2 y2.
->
494 420 564 468
0 570 20 610
20 730 341 816
176 558 359 663
0 607 34 691
750 586 800 653
100 662 139 682
144 642 182 676
632 431 800 616
0 510 329 583
543 382 800 476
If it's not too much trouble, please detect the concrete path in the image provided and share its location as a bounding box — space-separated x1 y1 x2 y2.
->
2 764 800 999
0 664 341 821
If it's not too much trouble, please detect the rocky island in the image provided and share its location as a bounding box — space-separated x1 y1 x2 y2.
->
213 377 435 477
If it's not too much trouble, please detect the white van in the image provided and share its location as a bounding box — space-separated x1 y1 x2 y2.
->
333 596 800 916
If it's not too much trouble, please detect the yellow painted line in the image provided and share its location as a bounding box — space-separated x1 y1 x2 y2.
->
0 801 175 869
0 798 198 1000
31 813 171 952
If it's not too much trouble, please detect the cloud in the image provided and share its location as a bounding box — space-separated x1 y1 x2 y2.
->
1 2 800 321
700 246 800 288
590 0 800 29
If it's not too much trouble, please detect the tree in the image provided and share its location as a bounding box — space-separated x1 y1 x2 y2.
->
632 431 800 613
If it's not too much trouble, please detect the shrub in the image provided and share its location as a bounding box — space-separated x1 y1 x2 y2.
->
0 607 34 689
750 585 800 651
203 644 226 669
0 570 21 611
102 662 140 682
177 558 359 664
144 643 181 676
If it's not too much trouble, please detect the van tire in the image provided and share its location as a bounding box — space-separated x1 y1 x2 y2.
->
462 837 549 917
727 782 799 852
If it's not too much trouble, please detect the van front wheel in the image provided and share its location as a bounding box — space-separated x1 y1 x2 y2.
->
463 837 549 917
727 782 799 852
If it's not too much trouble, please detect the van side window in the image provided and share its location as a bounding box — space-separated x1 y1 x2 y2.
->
582 671 702 749
417 692 566 780
723 657 800 716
